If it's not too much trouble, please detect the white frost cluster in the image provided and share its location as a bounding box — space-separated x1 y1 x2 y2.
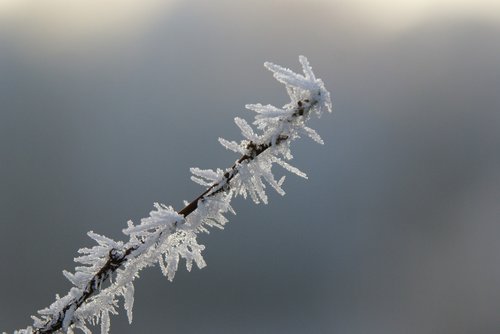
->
13 56 331 334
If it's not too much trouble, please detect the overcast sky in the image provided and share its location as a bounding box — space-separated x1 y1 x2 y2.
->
1 0 500 333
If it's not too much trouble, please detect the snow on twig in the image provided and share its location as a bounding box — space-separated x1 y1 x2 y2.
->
10 56 332 334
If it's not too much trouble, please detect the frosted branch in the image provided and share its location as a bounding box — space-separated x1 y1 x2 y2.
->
10 56 332 334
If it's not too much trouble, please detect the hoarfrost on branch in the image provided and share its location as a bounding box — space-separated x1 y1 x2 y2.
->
11 56 332 334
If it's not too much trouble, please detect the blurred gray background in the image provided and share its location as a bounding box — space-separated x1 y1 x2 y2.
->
1 0 500 333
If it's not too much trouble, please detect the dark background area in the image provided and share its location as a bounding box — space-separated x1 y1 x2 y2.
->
1 0 499 332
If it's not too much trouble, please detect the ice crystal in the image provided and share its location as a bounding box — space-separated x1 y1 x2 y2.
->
12 56 331 334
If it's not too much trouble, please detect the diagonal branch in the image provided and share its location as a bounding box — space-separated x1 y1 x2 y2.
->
15 55 332 334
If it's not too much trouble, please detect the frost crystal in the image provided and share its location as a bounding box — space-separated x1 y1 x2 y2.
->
13 56 331 334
